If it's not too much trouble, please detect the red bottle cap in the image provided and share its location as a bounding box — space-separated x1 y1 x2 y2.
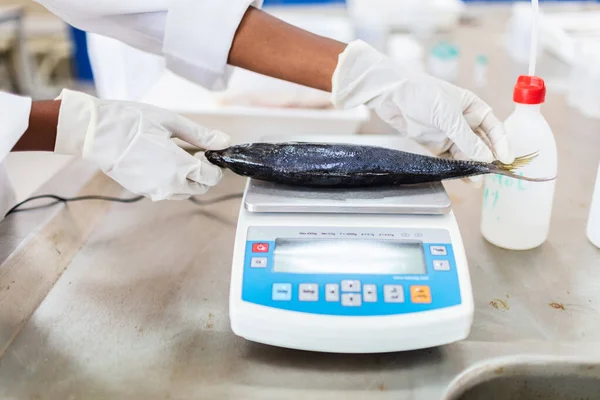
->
513 75 546 104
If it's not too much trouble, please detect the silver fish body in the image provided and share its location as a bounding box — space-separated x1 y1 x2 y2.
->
205 142 547 188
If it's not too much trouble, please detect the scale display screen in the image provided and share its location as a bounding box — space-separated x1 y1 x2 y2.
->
273 238 426 275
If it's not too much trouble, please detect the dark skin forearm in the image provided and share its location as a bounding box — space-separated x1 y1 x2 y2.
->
11 100 60 152
228 7 347 93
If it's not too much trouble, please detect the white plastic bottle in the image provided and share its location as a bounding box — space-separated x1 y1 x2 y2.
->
587 163 600 248
428 42 459 84
481 75 557 250
473 54 488 88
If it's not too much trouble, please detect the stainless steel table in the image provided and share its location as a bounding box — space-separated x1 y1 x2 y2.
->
2 5 600 399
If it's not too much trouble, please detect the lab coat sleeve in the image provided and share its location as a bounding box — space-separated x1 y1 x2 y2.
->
0 92 32 162
164 0 263 90
35 0 263 90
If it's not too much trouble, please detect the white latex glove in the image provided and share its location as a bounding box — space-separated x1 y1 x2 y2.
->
331 40 514 164
54 89 229 201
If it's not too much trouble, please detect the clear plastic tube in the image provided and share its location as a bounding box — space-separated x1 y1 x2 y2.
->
528 0 539 76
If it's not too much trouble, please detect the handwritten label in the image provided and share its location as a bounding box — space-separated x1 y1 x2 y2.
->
483 173 528 210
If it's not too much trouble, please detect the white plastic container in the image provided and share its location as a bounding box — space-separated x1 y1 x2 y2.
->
481 76 557 250
586 163 600 248
428 42 459 83
354 11 389 52
473 54 488 88
387 34 425 74
346 0 463 32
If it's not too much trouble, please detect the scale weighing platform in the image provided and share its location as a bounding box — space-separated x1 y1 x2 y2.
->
228 137 474 354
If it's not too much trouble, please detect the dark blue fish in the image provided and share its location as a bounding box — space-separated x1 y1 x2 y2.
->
205 142 552 188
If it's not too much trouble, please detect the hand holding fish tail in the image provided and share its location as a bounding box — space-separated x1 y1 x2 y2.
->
330 40 515 165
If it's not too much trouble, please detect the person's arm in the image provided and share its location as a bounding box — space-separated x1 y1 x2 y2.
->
33 1 511 163
35 0 264 90
11 100 61 152
228 7 345 92
35 2 341 92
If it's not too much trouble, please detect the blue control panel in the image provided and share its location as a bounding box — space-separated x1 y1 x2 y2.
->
241 228 462 316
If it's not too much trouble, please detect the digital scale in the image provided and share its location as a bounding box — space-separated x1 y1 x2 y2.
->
229 136 474 353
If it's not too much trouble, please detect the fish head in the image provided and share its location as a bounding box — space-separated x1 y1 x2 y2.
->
205 143 271 168
204 149 226 167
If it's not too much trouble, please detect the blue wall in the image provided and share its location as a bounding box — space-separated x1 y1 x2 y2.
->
69 27 94 81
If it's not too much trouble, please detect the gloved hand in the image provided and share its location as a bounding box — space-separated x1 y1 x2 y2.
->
54 89 229 201
330 40 514 164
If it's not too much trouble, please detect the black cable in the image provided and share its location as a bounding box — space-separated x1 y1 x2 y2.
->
4 194 145 217
4 192 244 218
188 193 243 206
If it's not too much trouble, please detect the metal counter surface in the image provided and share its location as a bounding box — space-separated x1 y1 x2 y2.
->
2 5 600 400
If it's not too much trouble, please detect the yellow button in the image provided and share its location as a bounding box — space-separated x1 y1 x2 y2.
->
410 286 432 304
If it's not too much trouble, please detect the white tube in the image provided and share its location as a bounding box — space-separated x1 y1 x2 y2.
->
528 0 539 76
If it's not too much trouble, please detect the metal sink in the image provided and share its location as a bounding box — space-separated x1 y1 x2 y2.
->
443 356 600 400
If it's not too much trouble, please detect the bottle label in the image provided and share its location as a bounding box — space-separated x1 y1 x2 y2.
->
482 174 555 227
483 173 529 211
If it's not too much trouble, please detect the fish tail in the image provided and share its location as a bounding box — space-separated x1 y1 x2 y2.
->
489 152 555 182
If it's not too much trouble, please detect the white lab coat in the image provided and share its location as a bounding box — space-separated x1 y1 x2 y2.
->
1 0 263 219
0 92 32 220
86 34 167 101
36 0 263 96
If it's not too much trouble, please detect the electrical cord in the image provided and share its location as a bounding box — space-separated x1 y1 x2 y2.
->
4 192 244 218
188 193 244 206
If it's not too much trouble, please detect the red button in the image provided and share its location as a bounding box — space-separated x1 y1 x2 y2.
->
252 243 269 253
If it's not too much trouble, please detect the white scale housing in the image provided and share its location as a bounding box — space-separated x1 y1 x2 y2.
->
228 136 474 353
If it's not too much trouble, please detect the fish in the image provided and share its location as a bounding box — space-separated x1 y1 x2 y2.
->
204 142 554 188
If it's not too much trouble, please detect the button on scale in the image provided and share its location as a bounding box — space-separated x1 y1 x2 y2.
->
430 245 447 256
252 243 269 253
272 283 292 301
384 285 404 303
363 284 377 302
411 285 432 304
342 293 362 307
250 257 268 268
341 280 361 292
299 283 319 301
433 260 450 271
325 284 339 302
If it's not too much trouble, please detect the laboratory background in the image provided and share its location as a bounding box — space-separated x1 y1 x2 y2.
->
2 0 600 399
